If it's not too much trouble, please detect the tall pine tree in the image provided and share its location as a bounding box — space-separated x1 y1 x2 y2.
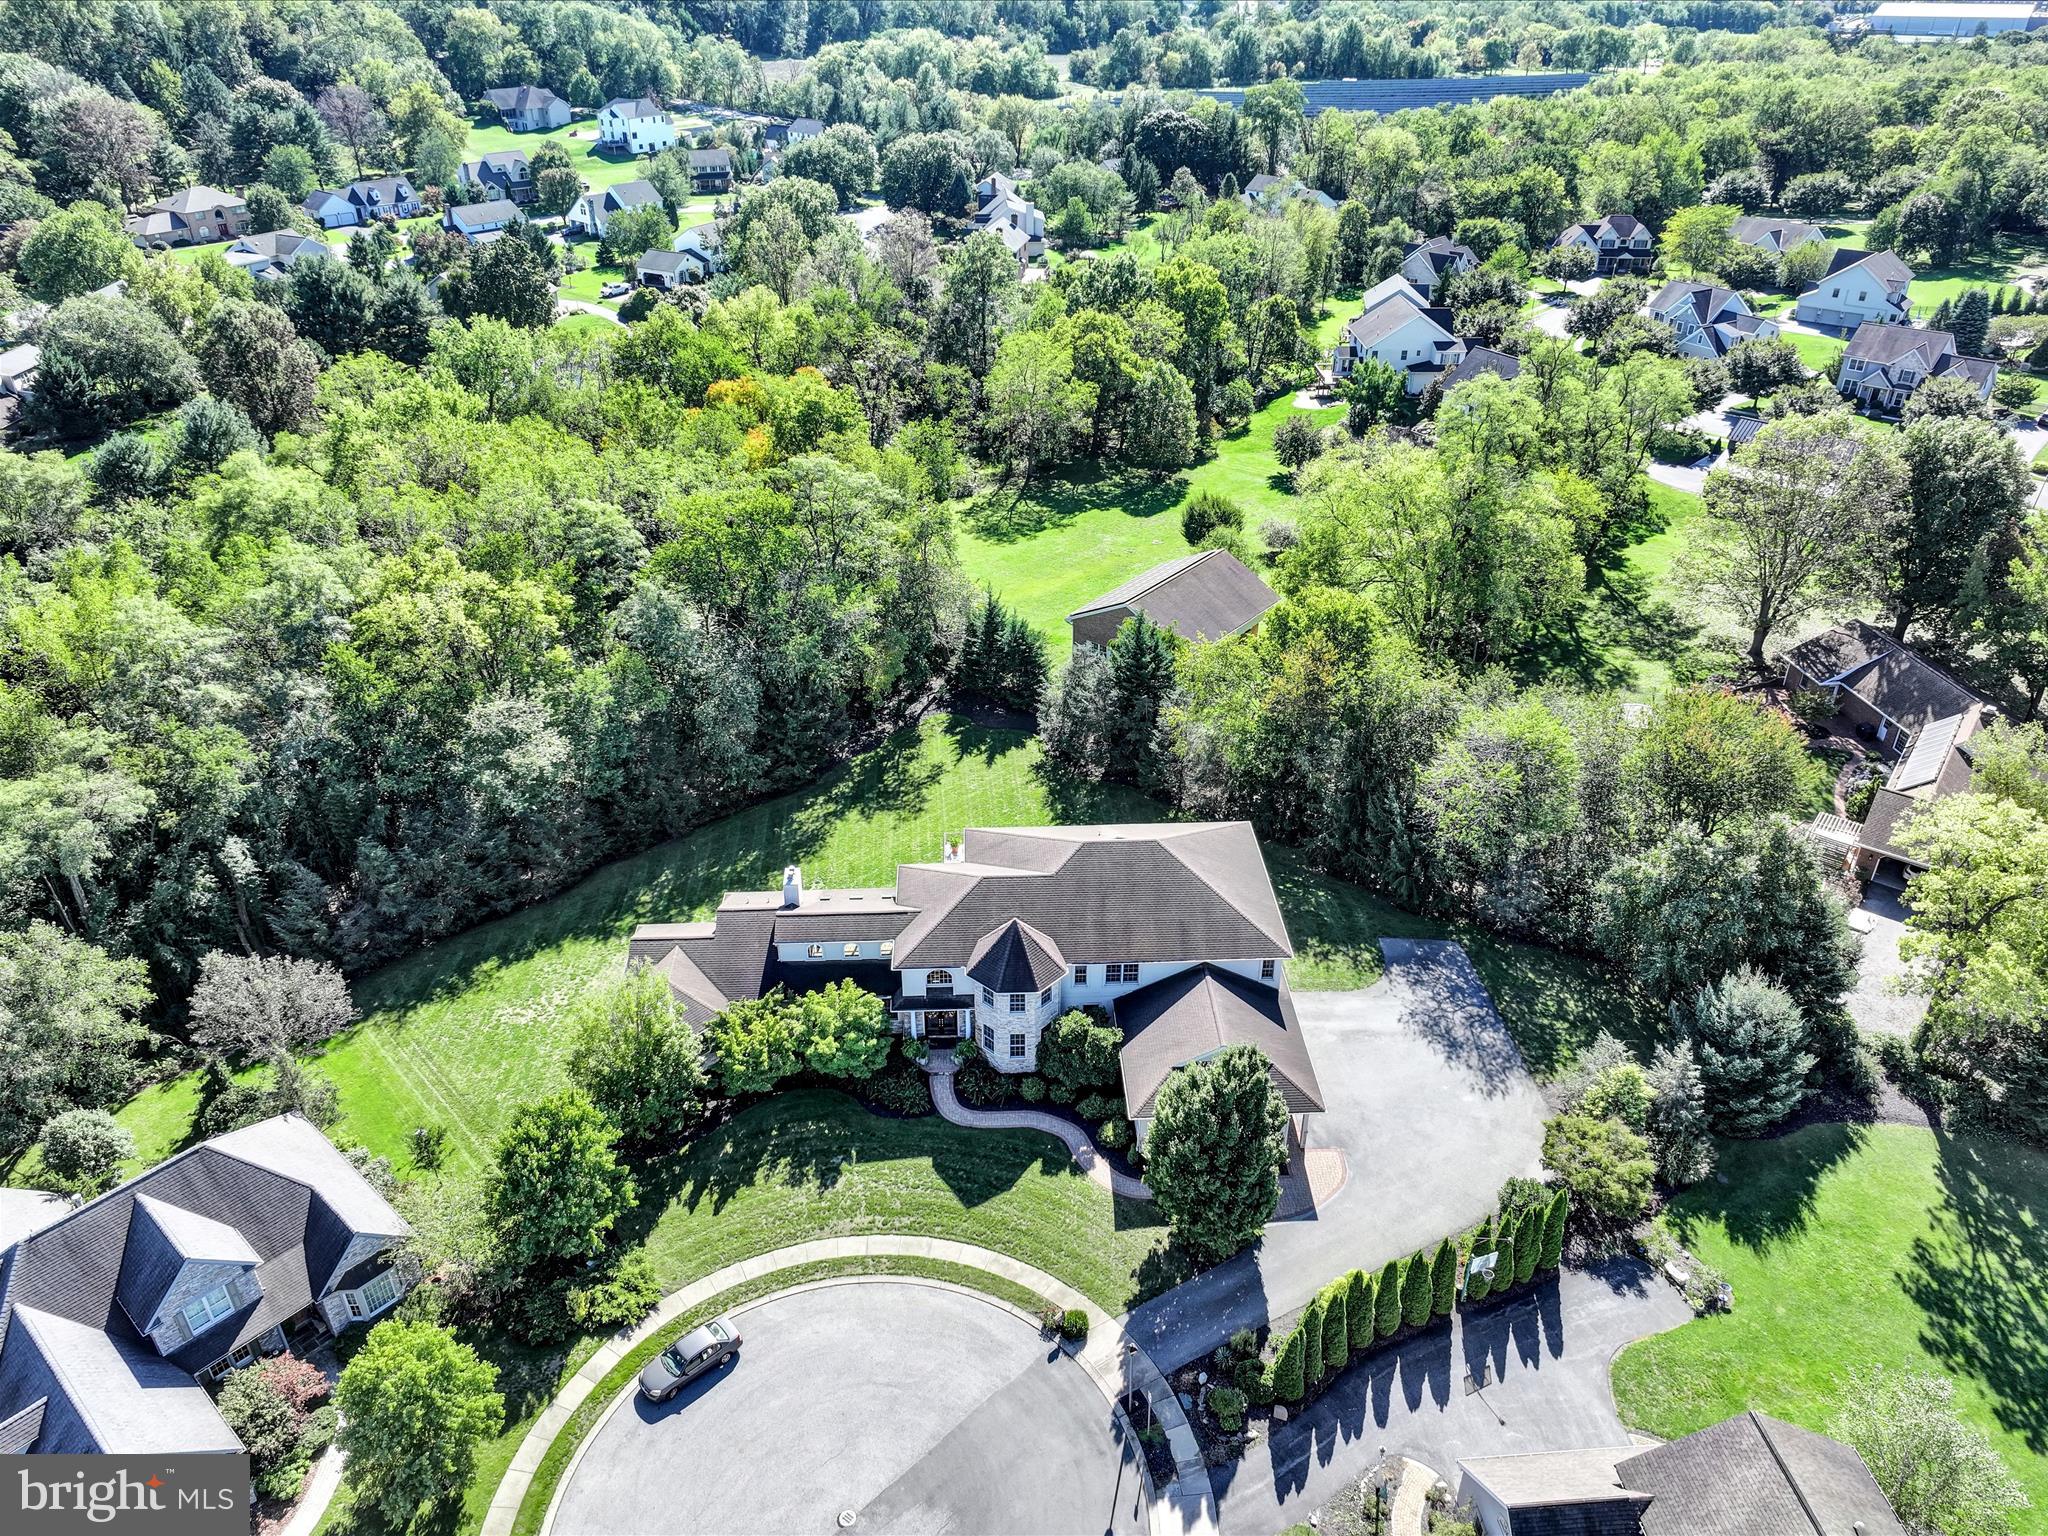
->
1401 1248 1433 1327
1321 1283 1349 1375
1374 1259 1403 1338
1299 1295 1326 1386
1430 1238 1458 1317
1346 1269 1375 1349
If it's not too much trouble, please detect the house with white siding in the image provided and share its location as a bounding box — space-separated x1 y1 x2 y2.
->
628 823 1323 1148
0 1115 409 1455
1552 214 1653 276
1645 279 1778 359
597 97 675 155
1328 273 1464 392
1399 235 1477 300
1835 321 1994 409
1793 248 1913 330
568 179 663 238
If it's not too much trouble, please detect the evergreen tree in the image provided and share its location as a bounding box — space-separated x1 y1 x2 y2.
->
1401 1248 1433 1327
1685 966 1814 1136
1465 1217 1497 1302
1267 1327 1305 1403
1929 298 1954 333
1144 1044 1288 1262
1321 1283 1349 1375
1105 614 1180 789
1952 288 1991 357
1299 1295 1326 1385
1539 1190 1570 1269
1514 1208 1541 1284
1346 1269 1375 1350
1374 1259 1402 1338
1430 1239 1458 1317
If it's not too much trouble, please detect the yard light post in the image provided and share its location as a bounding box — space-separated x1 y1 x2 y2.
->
1121 1342 1139 1418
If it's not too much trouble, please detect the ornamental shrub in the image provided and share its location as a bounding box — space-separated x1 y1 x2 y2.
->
1209 1385 1246 1433
565 1251 662 1332
1401 1249 1433 1327
1237 1354 1273 1405
1018 1075 1047 1103
1514 1209 1541 1284
1267 1327 1305 1403
1321 1284 1349 1375
1430 1239 1458 1318
1374 1259 1402 1338
1299 1295 1326 1385
1097 1117 1131 1150
954 1059 1014 1107
1346 1269 1374 1349
1075 1091 1122 1121
1061 1309 1089 1342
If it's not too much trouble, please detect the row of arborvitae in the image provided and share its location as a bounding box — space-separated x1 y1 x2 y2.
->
1248 1188 1570 1407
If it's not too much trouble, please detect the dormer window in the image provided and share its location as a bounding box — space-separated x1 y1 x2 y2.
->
926 969 953 988
183 1285 235 1335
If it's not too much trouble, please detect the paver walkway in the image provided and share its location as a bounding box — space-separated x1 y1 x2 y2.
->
926 1053 1154 1200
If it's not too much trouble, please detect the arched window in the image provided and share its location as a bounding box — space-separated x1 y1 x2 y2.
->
926 969 953 988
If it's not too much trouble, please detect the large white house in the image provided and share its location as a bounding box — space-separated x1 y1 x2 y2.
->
1645 279 1778 359
597 96 675 155
1793 248 1913 330
973 172 1044 259
568 178 663 238
628 822 1324 1147
1328 273 1464 393
1399 235 1477 300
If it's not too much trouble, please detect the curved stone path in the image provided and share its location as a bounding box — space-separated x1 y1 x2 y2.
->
925 1054 1154 1201
481 1236 1213 1536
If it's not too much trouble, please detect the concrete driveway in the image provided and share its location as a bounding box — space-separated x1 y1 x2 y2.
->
549 1281 1145 1536
1123 942 1548 1371
1847 883 1930 1039
1210 1259 1693 1531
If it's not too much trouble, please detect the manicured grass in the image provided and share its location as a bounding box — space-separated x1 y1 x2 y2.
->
1612 1125 2048 1533
957 391 1343 660
552 313 618 340
463 118 654 192
1785 329 1842 376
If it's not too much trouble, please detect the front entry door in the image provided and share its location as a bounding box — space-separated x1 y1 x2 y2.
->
923 1011 960 1046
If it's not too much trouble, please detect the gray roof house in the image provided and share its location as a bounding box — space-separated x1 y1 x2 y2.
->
1067 549 1280 650
687 146 734 191
0 1115 410 1455
445 198 523 242
483 84 570 133
1794 248 1914 331
1441 345 1523 391
1399 235 1477 299
1553 214 1653 275
223 229 332 282
1788 620 1996 877
568 178 663 238
1731 215 1824 255
629 823 1323 1146
124 186 247 246
1645 279 1777 360
459 150 534 205
1458 1410 1904 1535
1835 321 1994 411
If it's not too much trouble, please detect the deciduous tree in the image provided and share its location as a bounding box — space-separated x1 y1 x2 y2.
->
335 1321 503 1533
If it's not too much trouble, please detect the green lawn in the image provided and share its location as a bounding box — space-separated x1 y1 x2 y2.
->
462 117 654 191
1785 329 1842 376
1613 1125 2048 1534
958 391 1344 660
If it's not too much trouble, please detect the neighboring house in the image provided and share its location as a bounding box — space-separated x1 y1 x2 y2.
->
125 186 247 246
637 248 690 289
1067 549 1280 650
763 117 824 149
973 172 1045 259
459 150 534 205
0 1114 410 1455
597 96 675 155
1552 214 1653 276
1329 273 1465 392
302 177 422 229
688 146 734 193
1835 321 1994 410
1731 215 1824 256
0 342 39 400
672 220 726 282
222 230 333 282
628 823 1324 1148
483 84 571 132
1400 235 1477 300
1458 1410 1904 1536
1792 248 1913 330
1241 173 1340 214
444 198 522 242
1787 620 1998 879
567 179 662 238
1645 279 1778 359
1440 345 1523 392
1861 1 2048 39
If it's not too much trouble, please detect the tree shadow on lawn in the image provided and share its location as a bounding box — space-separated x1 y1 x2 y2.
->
1661 1122 1871 1255
965 465 1187 542
1903 1130 2048 1455
1510 567 1705 696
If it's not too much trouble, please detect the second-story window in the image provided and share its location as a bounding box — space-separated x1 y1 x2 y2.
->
1107 963 1139 985
806 943 824 959
1072 964 1089 985
927 969 953 988
1009 992 1027 1013
1261 959 1276 980
183 1284 236 1335
1039 987 1053 1007
843 943 860 958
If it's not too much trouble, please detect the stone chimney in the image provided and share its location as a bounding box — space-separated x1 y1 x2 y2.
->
782 864 803 908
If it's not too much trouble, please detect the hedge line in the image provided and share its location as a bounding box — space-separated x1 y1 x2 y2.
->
1250 1187 1570 1406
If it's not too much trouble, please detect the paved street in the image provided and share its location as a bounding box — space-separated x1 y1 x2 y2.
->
1124 942 1548 1372
550 1282 1145 1536
1210 1260 1693 1532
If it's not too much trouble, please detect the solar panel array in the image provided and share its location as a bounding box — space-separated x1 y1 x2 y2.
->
1195 73 1594 115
